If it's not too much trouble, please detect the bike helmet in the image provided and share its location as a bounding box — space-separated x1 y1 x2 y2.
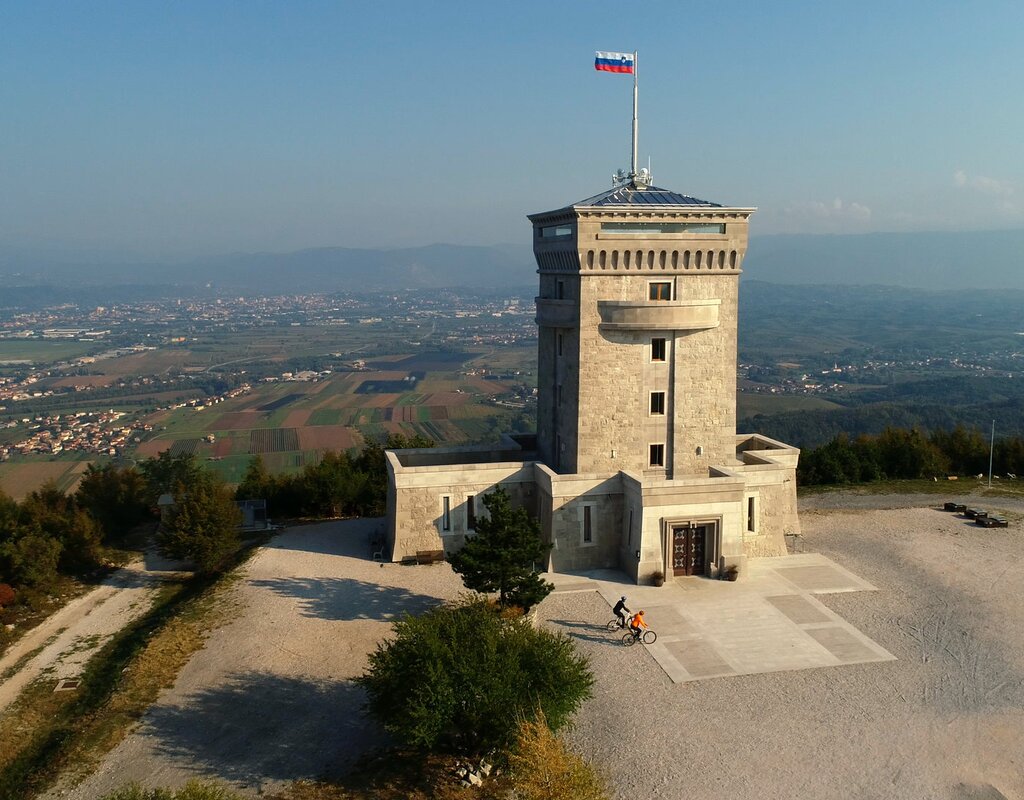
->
620 596 626 601
638 610 645 615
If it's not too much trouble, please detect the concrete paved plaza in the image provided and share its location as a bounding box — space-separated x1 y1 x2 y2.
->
548 553 895 683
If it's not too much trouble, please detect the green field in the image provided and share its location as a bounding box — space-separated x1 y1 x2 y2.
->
0 340 103 364
737 393 843 418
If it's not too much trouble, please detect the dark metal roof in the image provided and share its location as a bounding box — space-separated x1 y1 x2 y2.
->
574 184 722 208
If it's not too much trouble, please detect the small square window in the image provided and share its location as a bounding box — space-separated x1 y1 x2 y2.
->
650 391 665 415
649 282 672 301
651 338 666 362
649 443 665 467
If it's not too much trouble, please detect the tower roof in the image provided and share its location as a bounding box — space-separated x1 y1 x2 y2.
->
573 184 722 208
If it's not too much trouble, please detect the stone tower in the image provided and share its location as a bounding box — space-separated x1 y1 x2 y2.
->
387 176 799 583
530 182 753 478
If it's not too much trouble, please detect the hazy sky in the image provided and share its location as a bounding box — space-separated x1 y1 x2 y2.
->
2 1 1023 259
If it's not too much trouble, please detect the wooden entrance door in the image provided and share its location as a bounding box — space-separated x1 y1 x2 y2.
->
672 525 707 577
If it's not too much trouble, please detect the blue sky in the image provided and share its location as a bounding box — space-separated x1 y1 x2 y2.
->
2 1 1022 258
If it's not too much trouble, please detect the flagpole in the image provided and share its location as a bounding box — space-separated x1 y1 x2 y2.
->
631 50 638 181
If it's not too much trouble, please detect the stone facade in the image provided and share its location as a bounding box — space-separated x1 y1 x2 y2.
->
386 180 801 584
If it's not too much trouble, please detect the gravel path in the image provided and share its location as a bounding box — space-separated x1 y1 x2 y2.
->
541 503 1024 800
54 519 465 799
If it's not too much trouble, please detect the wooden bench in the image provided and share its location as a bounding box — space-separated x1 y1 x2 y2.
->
416 549 445 565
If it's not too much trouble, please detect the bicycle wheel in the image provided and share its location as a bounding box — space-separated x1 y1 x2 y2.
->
621 632 636 647
606 619 621 632
642 630 657 645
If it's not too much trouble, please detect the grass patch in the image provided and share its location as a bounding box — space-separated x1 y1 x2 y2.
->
0 540 261 800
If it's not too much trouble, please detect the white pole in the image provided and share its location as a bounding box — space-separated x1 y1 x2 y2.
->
631 50 638 180
988 419 995 488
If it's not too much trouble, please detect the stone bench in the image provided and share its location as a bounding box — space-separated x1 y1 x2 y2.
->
416 549 445 565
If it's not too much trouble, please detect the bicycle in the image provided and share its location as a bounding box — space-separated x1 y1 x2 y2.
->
606 617 629 632
622 628 657 646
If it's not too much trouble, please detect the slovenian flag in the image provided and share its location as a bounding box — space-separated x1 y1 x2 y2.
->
595 51 634 74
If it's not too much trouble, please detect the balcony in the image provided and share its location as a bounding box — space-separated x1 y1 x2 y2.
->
535 298 579 328
597 299 720 331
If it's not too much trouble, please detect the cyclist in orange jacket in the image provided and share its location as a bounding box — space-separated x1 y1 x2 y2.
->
629 610 648 641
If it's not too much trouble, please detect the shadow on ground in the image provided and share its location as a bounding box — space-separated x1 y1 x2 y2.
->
548 618 622 646
266 518 385 560
146 671 385 784
250 576 440 621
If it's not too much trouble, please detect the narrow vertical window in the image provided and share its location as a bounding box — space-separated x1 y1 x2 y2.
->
583 505 593 543
628 508 634 546
649 444 665 467
467 495 476 531
747 496 756 533
557 280 565 300
651 338 666 362
557 332 563 357
557 384 563 408
442 496 451 532
650 391 665 415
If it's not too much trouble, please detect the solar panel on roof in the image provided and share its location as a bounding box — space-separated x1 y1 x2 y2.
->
574 185 722 208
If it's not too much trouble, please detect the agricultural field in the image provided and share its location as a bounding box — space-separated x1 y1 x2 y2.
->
0 339 103 365
736 393 843 418
0 458 92 501
135 350 532 483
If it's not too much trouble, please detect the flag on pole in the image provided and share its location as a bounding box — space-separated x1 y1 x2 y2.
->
595 51 634 74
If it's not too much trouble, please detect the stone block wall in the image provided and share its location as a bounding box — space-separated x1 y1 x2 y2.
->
388 457 537 562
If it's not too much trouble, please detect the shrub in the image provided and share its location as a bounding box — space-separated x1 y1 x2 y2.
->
507 713 608 800
358 597 593 755
0 582 15 608
0 532 62 588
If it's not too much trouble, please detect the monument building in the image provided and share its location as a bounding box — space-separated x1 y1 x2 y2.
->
387 52 799 581
385 166 801 583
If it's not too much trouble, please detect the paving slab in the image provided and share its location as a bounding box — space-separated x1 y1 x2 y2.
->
548 552 895 683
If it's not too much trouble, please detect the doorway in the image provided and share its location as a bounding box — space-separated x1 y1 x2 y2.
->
672 524 707 577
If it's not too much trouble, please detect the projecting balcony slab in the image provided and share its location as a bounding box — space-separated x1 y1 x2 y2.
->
597 299 720 331
535 298 580 328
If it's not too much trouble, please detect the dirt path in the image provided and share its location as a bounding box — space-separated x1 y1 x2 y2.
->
0 553 187 715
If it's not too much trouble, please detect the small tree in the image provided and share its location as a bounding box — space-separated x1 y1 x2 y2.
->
448 488 552 611
358 597 593 755
157 471 241 574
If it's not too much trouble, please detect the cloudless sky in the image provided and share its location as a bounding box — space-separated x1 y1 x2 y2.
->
2 1 1022 259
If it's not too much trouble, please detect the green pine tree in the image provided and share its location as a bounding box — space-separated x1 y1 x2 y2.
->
157 471 241 574
448 487 552 611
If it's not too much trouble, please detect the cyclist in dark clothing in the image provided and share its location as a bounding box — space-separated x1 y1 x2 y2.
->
612 596 630 628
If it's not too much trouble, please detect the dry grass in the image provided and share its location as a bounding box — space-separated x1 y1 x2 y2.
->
0 559 247 800
268 753 505 800
506 715 608 800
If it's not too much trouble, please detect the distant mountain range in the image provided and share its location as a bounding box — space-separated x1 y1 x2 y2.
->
2 228 1022 294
